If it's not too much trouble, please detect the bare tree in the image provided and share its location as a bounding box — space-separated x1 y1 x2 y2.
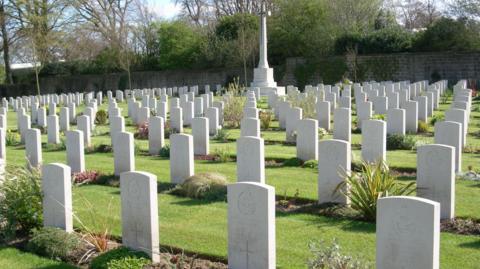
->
394 0 441 29
449 0 480 20
72 0 138 90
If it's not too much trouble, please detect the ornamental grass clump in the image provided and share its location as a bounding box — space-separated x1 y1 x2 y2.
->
335 161 415 221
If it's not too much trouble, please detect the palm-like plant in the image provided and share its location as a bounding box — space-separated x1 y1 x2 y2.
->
336 161 415 221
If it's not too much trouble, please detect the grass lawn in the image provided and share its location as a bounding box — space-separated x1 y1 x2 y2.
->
1 96 479 268
0 247 77 269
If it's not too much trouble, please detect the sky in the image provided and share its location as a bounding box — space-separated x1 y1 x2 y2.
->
148 0 181 19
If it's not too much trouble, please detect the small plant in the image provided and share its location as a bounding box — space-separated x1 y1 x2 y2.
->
386 134 416 150
417 120 429 133
95 109 108 125
27 227 81 261
90 247 150 269
134 122 149 139
283 158 303 167
213 146 231 163
441 90 452 104
5 130 20 146
107 256 151 269
259 110 273 130
336 161 415 221
372 114 385 121
170 173 228 201
318 128 328 139
307 239 370 269
0 165 43 238
303 160 318 169
73 170 101 185
429 114 443 126
164 121 177 139
224 94 246 128
159 145 170 158
214 128 230 142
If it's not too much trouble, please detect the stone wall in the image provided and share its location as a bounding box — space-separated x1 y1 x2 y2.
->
1 51 479 97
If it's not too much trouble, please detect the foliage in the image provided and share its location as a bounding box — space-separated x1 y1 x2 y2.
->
430 114 444 126
107 256 150 269
215 13 258 41
283 158 304 167
223 95 246 128
5 130 20 146
418 121 429 133
336 161 415 221
303 160 318 169
0 165 42 238
27 227 81 261
318 128 328 139
159 145 170 158
214 128 230 142
95 109 108 125
90 247 150 269
213 146 231 163
386 134 417 150
170 173 228 201
259 110 273 130
414 18 480 52
73 170 101 185
307 239 370 269
335 27 414 55
134 122 149 139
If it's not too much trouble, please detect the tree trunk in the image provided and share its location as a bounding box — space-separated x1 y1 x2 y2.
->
0 3 12 84
35 66 41 96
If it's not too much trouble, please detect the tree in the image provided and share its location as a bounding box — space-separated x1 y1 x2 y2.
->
449 0 480 20
0 0 13 84
72 0 138 90
393 0 441 30
325 0 383 34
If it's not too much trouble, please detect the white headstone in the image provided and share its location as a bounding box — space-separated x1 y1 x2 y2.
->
170 134 194 184
296 119 318 161
66 130 85 173
318 139 350 204
192 117 209 155
362 120 386 163
25 128 42 168
114 132 135 176
237 136 265 183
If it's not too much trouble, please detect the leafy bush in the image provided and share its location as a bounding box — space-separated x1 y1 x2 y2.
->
73 170 101 185
336 161 415 221
95 109 108 125
214 128 230 142
307 239 370 269
107 256 150 269
170 173 228 201
418 121 429 133
134 122 149 139
386 134 416 150
5 130 20 146
429 114 443 126
283 158 303 167
159 145 170 158
303 160 318 169
164 121 177 139
259 110 273 130
90 247 150 269
0 165 43 238
213 147 231 163
27 227 81 261
224 94 245 128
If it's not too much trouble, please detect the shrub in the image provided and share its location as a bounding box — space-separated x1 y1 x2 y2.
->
134 122 149 139
170 173 228 201
386 134 416 150
27 227 81 261
429 114 443 126
224 95 245 128
418 121 429 133
5 130 20 146
164 121 177 138
372 114 385 121
259 110 273 130
336 161 415 221
159 145 170 158
283 158 303 167
0 165 43 238
318 128 328 139
213 146 231 163
73 170 101 185
214 128 230 142
90 247 150 269
95 109 108 125
107 256 150 269
303 160 318 169
307 239 370 269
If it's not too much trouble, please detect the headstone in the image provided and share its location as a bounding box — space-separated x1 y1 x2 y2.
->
237 136 265 183
206 107 219 136
405 100 418 133
316 101 330 131
376 196 440 269
77 115 91 146
228 182 275 269
114 132 135 176
42 163 73 232
170 107 183 133
286 107 302 143
445 109 467 148
434 121 462 173
296 119 318 161
243 107 259 119
417 144 455 220
25 128 42 168
192 117 209 155
333 108 351 143
47 115 60 144
137 107 150 126
387 108 406 135
318 139 350 204
66 130 85 173
362 120 386 163
241 117 260 137
356 101 372 129
148 117 165 156
120 171 160 262
170 134 194 184
59 107 69 131
37 107 47 127
416 96 428 122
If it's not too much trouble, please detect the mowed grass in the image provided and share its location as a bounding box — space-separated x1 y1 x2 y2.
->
0 247 76 269
1 96 480 268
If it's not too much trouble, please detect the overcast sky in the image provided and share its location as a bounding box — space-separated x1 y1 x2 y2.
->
148 0 181 19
